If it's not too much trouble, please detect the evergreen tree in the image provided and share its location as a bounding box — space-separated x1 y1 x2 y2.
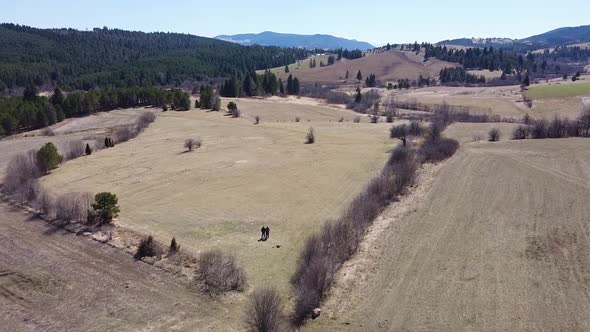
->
345 70 349 79
91 192 120 224
85 143 92 155
287 74 294 94
37 142 63 174
285 65 289 73
279 78 285 94
356 70 362 81
355 87 362 103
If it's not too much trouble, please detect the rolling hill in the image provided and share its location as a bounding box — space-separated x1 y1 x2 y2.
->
215 31 374 50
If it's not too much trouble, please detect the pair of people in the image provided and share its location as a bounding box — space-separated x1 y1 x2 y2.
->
260 226 270 241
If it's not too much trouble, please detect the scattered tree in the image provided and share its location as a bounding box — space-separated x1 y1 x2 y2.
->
85 144 92 155
244 286 283 332
305 127 315 144
184 137 202 151
91 192 120 224
390 124 408 145
36 142 63 174
488 128 501 142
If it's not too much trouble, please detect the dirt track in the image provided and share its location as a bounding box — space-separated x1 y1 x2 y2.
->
312 138 590 331
0 202 238 331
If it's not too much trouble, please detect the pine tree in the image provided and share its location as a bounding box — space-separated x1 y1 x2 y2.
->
355 87 362 103
37 142 63 174
345 70 349 79
85 143 92 155
285 65 289 73
279 78 285 94
356 70 362 81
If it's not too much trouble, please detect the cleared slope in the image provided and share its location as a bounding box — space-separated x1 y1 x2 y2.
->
276 50 458 84
313 138 590 331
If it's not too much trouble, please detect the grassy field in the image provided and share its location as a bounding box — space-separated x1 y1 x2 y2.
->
40 98 394 297
313 137 590 331
527 82 590 99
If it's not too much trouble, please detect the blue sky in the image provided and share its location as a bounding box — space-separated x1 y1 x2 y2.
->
1 0 589 46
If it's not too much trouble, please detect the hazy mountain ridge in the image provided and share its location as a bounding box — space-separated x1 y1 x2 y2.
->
438 24 590 48
215 31 374 50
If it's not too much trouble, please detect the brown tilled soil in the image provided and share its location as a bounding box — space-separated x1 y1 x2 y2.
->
312 137 590 331
0 202 240 332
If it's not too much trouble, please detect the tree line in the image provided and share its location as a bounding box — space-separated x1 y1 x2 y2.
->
0 86 189 135
219 71 300 97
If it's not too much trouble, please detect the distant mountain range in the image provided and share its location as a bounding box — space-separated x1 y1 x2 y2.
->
215 31 374 50
439 24 590 48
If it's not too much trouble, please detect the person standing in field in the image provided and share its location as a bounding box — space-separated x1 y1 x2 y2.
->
265 226 270 240
260 226 266 240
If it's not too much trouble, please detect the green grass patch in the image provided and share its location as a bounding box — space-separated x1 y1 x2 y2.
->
527 82 590 99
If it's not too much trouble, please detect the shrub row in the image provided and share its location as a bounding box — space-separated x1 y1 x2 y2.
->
290 145 418 325
512 108 590 140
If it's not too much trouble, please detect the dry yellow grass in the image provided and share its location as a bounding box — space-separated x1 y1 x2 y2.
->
313 137 590 331
41 99 394 295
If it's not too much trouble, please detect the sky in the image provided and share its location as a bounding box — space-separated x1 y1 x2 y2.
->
1 0 589 46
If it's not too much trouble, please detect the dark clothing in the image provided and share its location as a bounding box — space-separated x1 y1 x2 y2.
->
265 227 270 239
261 227 266 240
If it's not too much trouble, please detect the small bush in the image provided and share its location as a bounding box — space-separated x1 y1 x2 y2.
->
184 137 202 151
3 151 42 194
41 127 55 136
244 286 283 332
338 116 344 122
295 117 300 122
254 115 260 124
353 116 361 123
169 237 180 255
113 125 138 143
91 192 120 225
305 127 315 144
370 114 379 123
195 250 247 294
135 235 161 259
488 128 501 142
408 120 423 136
418 137 459 163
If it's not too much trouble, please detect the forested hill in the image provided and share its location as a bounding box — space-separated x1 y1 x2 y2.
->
0 24 309 91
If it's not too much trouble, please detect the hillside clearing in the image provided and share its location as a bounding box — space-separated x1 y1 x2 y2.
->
41 99 394 296
527 82 590 99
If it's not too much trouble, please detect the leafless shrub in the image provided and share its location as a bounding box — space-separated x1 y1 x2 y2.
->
295 117 300 122
531 119 548 139
54 192 92 223
33 189 55 217
338 116 344 122
353 116 361 123
512 125 530 140
136 112 157 131
305 127 315 144
347 90 381 114
488 128 501 142
113 125 139 144
244 286 284 332
195 250 247 294
3 151 42 194
135 235 162 259
370 114 379 123
473 134 483 142
184 137 202 151
254 115 260 124
64 140 85 160
418 137 459 163
41 127 55 136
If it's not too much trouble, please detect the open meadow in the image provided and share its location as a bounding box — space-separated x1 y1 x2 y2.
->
39 98 395 296
312 136 590 331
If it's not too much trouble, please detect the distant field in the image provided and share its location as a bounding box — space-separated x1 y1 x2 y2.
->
41 98 394 296
527 82 590 99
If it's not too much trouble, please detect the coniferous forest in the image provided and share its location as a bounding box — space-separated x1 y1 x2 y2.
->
0 24 309 91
